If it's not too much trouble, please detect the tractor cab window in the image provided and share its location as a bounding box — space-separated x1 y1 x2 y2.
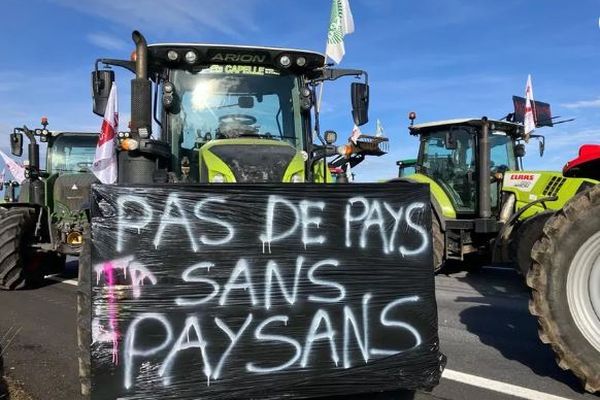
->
49 135 98 174
168 65 303 169
489 132 518 211
420 129 476 213
490 133 517 172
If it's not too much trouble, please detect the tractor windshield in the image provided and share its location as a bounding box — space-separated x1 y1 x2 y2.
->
169 65 304 156
420 129 476 213
419 128 518 214
490 133 517 172
49 134 98 174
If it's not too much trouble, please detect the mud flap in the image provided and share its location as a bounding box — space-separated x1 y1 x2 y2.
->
85 183 445 399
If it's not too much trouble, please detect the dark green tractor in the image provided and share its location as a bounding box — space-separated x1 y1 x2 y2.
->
0 120 98 289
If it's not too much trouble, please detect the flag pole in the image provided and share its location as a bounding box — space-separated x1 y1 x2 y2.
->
316 52 328 114
530 75 538 126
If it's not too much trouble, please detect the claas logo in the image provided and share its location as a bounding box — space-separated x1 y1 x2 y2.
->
510 174 536 180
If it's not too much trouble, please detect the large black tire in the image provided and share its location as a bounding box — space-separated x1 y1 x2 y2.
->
528 185 600 393
432 214 444 273
77 231 92 398
0 207 40 290
513 211 554 276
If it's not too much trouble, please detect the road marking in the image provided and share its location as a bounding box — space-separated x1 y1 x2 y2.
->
443 369 575 400
44 275 78 286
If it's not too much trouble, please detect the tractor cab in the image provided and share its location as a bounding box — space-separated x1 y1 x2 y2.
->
408 118 522 217
396 159 417 177
8 123 98 253
399 106 595 268
10 124 98 209
92 32 387 185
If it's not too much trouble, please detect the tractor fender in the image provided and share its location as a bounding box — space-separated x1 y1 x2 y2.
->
390 177 447 231
0 203 53 245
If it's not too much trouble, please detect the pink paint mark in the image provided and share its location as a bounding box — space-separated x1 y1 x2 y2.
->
103 261 120 365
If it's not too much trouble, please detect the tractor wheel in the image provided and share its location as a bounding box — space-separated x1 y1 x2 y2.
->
77 231 92 398
528 184 600 393
0 207 41 290
514 211 554 276
432 214 444 273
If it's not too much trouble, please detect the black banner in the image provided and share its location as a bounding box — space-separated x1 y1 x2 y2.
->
512 96 553 127
87 183 443 399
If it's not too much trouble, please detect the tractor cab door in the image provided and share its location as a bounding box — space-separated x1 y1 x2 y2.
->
419 128 476 215
489 132 518 211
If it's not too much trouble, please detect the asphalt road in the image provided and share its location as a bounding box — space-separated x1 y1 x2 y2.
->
0 263 598 400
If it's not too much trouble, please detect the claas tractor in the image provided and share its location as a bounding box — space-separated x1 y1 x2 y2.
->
90 32 386 186
77 32 432 399
397 101 600 391
0 119 98 289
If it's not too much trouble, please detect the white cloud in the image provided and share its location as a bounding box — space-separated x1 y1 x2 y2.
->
55 0 262 39
87 32 129 51
561 98 600 109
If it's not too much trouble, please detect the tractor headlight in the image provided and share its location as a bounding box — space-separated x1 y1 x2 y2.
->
212 173 226 183
279 55 292 68
291 173 304 183
296 56 307 67
185 50 198 64
67 231 83 246
167 50 179 61
163 81 174 93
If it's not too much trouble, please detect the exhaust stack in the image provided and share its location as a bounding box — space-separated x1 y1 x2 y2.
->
130 30 152 138
478 117 492 219
118 31 163 184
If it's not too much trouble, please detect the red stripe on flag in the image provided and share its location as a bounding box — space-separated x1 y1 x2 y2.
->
98 119 116 147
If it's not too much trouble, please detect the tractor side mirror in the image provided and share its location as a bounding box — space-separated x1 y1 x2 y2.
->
539 137 545 157
91 70 115 117
10 131 23 157
351 82 369 126
445 131 458 150
515 144 526 158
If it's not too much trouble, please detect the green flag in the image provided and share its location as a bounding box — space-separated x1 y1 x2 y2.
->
326 0 354 64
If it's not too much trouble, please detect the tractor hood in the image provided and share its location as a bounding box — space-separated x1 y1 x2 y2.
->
199 138 304 183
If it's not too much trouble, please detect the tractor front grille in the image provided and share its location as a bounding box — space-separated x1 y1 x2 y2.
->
54 173 98 211
208 144 296 183
542 176 566 197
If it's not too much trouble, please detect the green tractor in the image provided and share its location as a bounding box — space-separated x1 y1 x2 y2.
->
397 112 600 392
90 32 386 186
77 31 390 396
0 120 98 289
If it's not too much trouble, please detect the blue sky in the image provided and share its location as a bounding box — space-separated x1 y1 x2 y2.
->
0 0 598 182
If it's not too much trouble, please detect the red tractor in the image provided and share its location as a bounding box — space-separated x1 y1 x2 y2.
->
563 144 600 180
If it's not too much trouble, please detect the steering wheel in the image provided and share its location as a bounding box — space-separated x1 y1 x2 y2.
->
219 114 257 125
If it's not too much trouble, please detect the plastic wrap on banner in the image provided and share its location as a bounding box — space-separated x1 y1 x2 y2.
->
85 182 445 400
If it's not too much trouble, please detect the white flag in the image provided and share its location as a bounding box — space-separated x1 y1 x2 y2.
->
524 74 536 136
0 149 25 184
346 161 353 182
376 119 384 137
92 84 118 184
326 0 355 64
350 124 362 144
